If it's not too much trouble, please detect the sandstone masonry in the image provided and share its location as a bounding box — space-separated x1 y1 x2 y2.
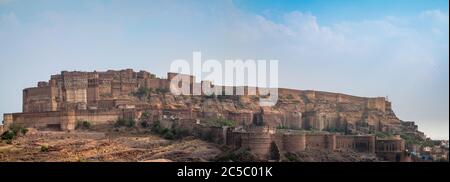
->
2 69 422 161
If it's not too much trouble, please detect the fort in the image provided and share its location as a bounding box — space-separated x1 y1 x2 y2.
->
224 126 405 161
1 69 423 162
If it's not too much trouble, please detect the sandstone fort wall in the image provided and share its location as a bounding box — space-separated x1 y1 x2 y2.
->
278 133 306 153
376 138 405 162
5 110 122 131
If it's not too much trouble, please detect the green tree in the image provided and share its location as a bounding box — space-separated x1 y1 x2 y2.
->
132 87 151 100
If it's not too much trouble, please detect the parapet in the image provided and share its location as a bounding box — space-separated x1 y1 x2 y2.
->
37 81 49 87
240 126 276 134
366 97 386 112
3 113 13 128
376 137 405 152
167 72 196 82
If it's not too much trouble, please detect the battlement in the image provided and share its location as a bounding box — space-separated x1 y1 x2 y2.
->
21 69 162 113
366 97 386 112
4 68 410 162
298 90 389 112
227 129 402 161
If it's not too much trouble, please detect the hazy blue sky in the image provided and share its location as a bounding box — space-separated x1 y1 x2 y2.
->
0 0 448 139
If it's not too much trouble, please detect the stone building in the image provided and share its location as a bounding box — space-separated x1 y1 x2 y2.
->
5 69 172 131
2 69 413 162
225 126 403 161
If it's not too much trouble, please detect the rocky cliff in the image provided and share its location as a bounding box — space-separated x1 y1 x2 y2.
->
131 88 425 141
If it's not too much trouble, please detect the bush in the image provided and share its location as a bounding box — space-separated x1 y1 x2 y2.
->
114 118 136 128
20 128 29 135
162 130 175 140
373 131 394 139
140 121 150 128
10 124 28 136
149 121 189 140
286 94 294 100
173 128 190 139
203 118 237 127
1 124 27 142
155 88 170 94
140 111 150 121
151 120 163 133
199 130 215 142
400 133 428 147
151 122 175 139
217 119 237 127
203 93 217 99
217 95 238 101
285 152 299 162
132 87 152 100
324 127 346 133
276 125 290 130
40 145 49 152
1 130 16 141
76 120 91 130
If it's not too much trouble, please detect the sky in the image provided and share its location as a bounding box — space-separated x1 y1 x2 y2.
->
0 0 448 139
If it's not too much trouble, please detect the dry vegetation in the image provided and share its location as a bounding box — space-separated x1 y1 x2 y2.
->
0 127 222 162
0 125 381 162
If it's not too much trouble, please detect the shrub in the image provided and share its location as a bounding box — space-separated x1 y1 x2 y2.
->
155 88 170 94
217 119 237 127
276 125 290 130
199 130 215 142
151 121 175 140
132 87 152 100
151 120 163 133
161 128 170 135
126 119 135 128
373 131 394 139
203 93 217 99
140 121 150 128
286 94 294 100
324 127 346 133
203 118 237 127
173 128 190 139
162 130 175 140
149 121 190 140
40 145 49 152
20 128 29 135
9 124 27 136
114 118 136 128
1 130 16 141
217 95 238 101
141 111 150 118
82 121 91 129
76 120 91 130
400 133 427 147
140 111 150 121
1 124 27 142
285 152 299 162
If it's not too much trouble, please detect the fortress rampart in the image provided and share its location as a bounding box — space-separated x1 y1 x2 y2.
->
4 109 126 131
376 137 406 162
2 69 409 162
225 126 403 161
